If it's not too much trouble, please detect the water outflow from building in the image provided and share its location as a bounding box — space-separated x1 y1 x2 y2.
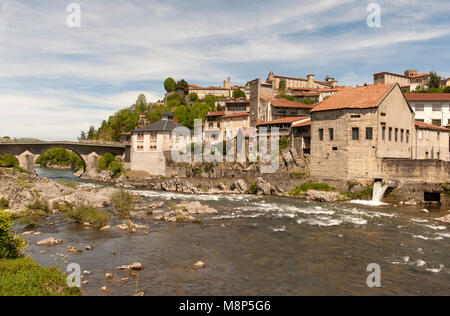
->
372 180 390 202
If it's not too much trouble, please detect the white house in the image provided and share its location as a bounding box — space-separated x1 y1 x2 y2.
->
404 93 450 127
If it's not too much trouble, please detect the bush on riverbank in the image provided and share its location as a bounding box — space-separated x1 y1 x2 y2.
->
0 212 26 259
290 183 335 196
0 154 27 173
64 204 111 229
111 190 135 218
0 257 81 296
27 199 51 215
98 153 123 177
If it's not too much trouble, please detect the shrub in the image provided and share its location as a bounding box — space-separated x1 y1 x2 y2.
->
98 153 115 171
0 154 19 168
442 183 450 196
247 182 259 194
279 137 290 152
64 204 111 229
0 212 26 259
232 88 246 99
111 190 135 218
290 183 335 196
108 161 123 177
0 199 9 210
0 257 81 296
27 199 51 215
444 86 450 93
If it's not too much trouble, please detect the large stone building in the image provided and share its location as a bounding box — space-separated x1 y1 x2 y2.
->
310 84 416 180
259 98 314 121
130 112 190 175
188 77 249 99
373 69 431 91
404 93 450 127
266 72 338 90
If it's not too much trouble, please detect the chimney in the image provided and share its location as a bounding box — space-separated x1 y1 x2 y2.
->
307 74 315 88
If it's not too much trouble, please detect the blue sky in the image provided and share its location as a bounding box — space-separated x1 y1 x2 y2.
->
0 0 449 140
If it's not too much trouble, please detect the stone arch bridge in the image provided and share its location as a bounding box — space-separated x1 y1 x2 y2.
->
0 141 128 175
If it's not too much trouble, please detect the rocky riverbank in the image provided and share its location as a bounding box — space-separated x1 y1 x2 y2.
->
0 168 116 214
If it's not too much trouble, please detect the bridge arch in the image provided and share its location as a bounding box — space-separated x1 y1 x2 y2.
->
0 142 126 176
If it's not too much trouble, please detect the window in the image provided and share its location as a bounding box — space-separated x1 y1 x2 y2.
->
352 128 359 140
366 127 373 140
382 126 386 141
150 145 157 151
406 130 410 143
329 128 334 141
137 133 144 141
401 129 404 142
150 133 157 141
415 104 424 111
351 115 361 118
432 119 442 126
380 112 386 117
395 128 398 142
432 104 441 112
416 119 424 122
389 128 393 141
319 129 324 141
137 145 144 151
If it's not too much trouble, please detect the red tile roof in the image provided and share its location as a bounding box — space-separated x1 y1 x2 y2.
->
292 118 311 128
269 99 315 109
205 111 225 117
311 84 396 112
222 112 249 118
404 93 450 102
410 73 429 78
415 121 449 132
256 116 308 126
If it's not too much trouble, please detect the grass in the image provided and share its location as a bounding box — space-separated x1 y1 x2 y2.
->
0 257 81 296
64 204 111 229
111 190 135 218
27 199 51 215
290 182 335 196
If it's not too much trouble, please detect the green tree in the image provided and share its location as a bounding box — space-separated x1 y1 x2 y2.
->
87 126 96 139
176 79 189 95
232 88 246 99
98 153 115 171
135 94 148 112
0 212 26 259
278 79 286 91
189 93 199 102
302 98 314 105
444 86 450 93
164 77 177 93
79 131 86 140
429 71 441 89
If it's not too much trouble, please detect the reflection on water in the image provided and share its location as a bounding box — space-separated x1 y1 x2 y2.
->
21 169 450 296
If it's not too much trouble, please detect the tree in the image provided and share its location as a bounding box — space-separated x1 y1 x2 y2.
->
79 131 86 140
429 71 441 89
164 77 177 93
135 94 147 112
443 86 450 93
278 79 286 91
87 126 96 139
232 88 246 99
189 93 199 102
302 98 314 105
176 79 189 95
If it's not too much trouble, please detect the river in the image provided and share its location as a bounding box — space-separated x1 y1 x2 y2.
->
18 168 450 295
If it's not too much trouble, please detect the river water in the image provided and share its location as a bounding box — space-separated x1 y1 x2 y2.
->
18 168 450 296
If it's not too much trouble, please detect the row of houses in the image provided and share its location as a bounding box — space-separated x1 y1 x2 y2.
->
373 69 450 92
124 71 450 181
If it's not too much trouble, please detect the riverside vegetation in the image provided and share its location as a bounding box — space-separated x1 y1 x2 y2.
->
0 211 81 296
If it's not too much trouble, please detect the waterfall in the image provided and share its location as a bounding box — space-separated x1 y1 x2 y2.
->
372 181 389 202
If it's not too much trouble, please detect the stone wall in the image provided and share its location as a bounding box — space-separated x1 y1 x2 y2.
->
379 159 449 183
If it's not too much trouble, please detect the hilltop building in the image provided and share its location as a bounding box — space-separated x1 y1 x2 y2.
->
266 72 338 90
373 69 431 91
188 77 249 99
